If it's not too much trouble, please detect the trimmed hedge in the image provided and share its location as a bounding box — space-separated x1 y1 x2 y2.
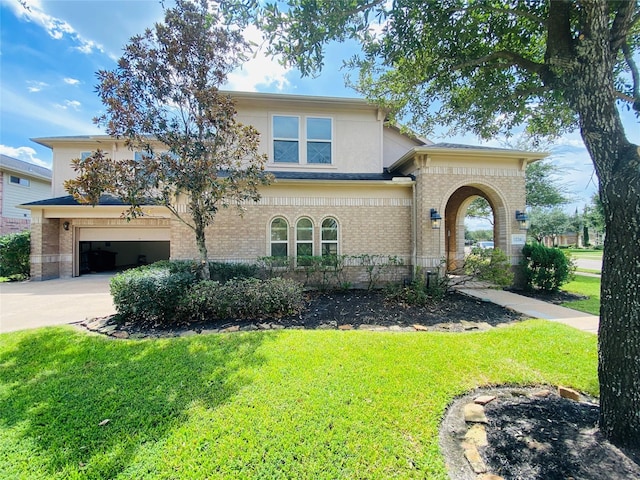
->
0 230 30 278
110 262 197 324
521 243 576 292
179 277 304 322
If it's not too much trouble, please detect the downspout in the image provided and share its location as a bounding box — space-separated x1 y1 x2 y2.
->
412 182 417 281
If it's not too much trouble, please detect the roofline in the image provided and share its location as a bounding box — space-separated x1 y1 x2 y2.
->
389 146 549 172
227 90 375 109
1 164 52 181
273 177 415 187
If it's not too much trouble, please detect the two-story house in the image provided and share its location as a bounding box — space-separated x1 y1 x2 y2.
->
1 155 52 236
22 92 544 281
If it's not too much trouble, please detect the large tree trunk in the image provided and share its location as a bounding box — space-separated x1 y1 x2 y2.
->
191 201 211 281
564 3 640 449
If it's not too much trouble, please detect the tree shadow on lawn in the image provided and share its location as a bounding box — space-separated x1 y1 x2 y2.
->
0 328 272 478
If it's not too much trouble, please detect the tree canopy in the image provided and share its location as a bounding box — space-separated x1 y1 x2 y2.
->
223 0 640 448
65 0 271 279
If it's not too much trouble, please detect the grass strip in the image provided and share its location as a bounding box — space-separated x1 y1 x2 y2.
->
0 322 597 479
562 275 601 316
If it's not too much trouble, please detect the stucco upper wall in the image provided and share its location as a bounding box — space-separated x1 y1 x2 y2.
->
42 138 164 198
234 93 384 174
382 126 428 169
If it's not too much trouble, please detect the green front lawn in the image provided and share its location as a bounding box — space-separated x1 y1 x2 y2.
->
1 323 597 479
562 275 601 316
566 248 603 260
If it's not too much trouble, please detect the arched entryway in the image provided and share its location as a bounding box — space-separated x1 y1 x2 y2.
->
444 184 508 271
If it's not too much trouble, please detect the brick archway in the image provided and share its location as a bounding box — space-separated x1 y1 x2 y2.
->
444 184 507 271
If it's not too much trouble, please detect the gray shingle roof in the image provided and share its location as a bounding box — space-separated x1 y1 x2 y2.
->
0 154 52 180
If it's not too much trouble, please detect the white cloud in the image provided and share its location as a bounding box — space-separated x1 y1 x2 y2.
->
54 99 82 111
64 77 80 85
1 85 101 135
7 0 105 55
225 25 291 92
27 80 48 93
0 144 50 168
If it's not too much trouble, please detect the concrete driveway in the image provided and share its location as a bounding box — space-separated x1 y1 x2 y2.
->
0 274 115 334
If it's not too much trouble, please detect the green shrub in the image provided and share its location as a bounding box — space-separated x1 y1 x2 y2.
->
0 230 30 278
110 262 197 324
385 268 445 306
521 243 576 292
464 247 514 287
209 261 258 282
179 277 304 322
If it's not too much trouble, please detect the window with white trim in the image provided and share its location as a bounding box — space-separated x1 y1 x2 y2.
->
321 217 338 256
9 175 30 187
296 218 313 264
272 115 332 164
273 115 299 163
306 117 332 164
270 217 289 257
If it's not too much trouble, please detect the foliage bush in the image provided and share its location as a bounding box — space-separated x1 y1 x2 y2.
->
209 261 258 282
110 262 197 324
179 277 304 322
521 243 576 292
385 267 446 306
464 247 514 287
0 230 30 279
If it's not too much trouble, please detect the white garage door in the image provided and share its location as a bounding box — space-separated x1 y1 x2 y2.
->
78 227 170 242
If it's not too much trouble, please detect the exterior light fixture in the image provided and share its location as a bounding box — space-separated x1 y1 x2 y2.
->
63 221 70 231
430 208 442 229
515 210 529 230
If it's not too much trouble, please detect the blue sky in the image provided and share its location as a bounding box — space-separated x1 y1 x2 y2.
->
1 0 638 218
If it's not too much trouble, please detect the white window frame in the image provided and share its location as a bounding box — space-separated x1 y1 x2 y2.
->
270 217 289 257
9 175 30 187
295 217 314 264
272 115 301 164
306 117 333 164
321 217 339 257
271 114 333 165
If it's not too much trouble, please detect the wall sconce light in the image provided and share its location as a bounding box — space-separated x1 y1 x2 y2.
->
515 210 529 230
430 208 442 229
63 221 70 231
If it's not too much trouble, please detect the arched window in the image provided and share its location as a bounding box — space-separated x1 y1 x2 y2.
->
296 218 313 257
321 217 339 257
270 218 288 257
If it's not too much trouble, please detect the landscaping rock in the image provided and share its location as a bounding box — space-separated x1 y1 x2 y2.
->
464 424 488 447
558 386 580 401
463 445 488 474
412 324 429 331
221 325 240 333
338 324 353 330
474 395 496 406
464 403 488 423
111 331 129 339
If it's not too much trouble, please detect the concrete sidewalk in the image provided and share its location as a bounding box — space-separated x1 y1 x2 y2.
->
0 274 115 334
457 287 599 334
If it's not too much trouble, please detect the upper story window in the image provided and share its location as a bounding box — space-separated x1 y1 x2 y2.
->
273 116 300 163
134 151 152 162
272 115 332 165
306 118 332 164
270 217 289 257
10 175 30 187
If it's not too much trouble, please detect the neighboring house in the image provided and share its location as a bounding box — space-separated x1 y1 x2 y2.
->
0 154 52 236
22 92 545 281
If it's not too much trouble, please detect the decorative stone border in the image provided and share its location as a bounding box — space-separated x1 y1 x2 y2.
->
74 316 511 339
440 386 589 480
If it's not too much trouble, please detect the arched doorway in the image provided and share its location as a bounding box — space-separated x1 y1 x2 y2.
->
444 184 507 271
